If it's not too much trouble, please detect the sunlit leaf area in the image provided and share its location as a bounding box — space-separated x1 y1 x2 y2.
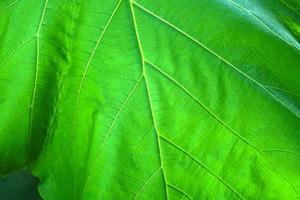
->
0 0 300 199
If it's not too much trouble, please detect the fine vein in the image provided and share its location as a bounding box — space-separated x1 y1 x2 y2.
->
44 0 123 196
229 0 300 52
27 0 48 161
134 167 162 199
167 182 193 200
279 0 300 17
129 1 169 199
72 0 123 197
0 0 20 18
263 149 300 155
132 1 300 119
145 59 299 197
81 74 143 197
160 135 244 200
0 37 35 68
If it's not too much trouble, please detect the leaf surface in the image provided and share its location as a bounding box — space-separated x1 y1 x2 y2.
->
0 0 300 199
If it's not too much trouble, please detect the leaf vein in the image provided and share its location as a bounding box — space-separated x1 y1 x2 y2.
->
263 149 300 156
72 0 123 197
0 0 21 18
27 0 48 161
80 74 143 197
160 135 244 200
42 0 123 197
132 1 300 119
129 1 169 199
229 0 300 52
279 0 300 17
134 167 162 199
0 37 35 69
167 182 193 200
145 59 299 198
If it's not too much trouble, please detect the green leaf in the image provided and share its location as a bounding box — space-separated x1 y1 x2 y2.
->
0 0 300 199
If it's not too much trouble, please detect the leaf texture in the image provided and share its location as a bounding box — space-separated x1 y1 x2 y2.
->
0 0 300 199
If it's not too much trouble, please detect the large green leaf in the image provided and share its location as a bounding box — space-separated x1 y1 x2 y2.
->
0 0 300 199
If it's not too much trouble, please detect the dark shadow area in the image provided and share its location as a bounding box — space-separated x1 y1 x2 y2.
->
0 169 41 200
